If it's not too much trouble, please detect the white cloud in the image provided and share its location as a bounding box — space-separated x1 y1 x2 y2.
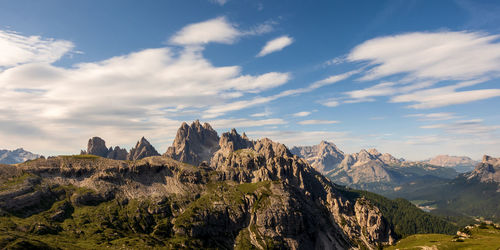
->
0 26 291 155
298 120 339 125
257 35 293 57
337 31 500 108
323 100 339 107
208 118 286 129
324 56 346 66
420 119 500 135
210 0 228 6
293 111 311 117
250 108 272 117
203 70 358 118
405 112 459 121
348 31 500 81
391 80 500 108
170 17 241 45
0 30 74 68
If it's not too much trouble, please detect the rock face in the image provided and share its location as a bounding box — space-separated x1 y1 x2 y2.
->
127 137 160 161
207 129 396 248
164 120 220 166
334 149 395 184
82 137 130 160
85 137 109 157
425 155 478 173
0 148 39 164
290 141 344 173
465 155 500 184
106 146 128 160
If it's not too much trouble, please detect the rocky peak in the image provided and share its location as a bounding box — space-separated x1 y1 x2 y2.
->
86 137 109 157
465 155 500 184
367 148 380 156
164 120 220 166
219 128 254 152
107 146 128 160
290 140 344 173
357 149 376 163
482 155 499 165
127 137 160 161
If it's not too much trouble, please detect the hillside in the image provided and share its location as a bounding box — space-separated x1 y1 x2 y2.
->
386 223 500 249
386 156 500 223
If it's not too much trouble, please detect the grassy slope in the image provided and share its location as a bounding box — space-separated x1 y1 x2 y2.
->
386 225 500 250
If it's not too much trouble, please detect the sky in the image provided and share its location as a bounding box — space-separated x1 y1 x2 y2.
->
1 0 500 160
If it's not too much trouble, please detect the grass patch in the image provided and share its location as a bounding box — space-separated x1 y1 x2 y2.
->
386 225 500 249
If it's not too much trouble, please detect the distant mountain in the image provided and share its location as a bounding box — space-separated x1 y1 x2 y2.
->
291 142 458 193
0 148 39 164
464 155 500 185
424 155 478 173
383 155 500 223
290 141 344 173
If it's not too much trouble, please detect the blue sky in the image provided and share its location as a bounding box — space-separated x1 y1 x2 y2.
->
1 0 500 160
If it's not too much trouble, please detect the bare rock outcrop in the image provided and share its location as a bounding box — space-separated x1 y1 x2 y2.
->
127 137 160 161
107 146 128 160
85 137 109 157
465 155 500 184
164 120 220 166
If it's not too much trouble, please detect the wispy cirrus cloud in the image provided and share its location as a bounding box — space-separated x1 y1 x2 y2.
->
257 35 293 57
292 111 311 117
331 31 500 108
0 30 74 68
298 120 339 125
405 112 459 121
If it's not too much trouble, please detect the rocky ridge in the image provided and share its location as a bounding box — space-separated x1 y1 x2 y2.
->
0 122 401 249
425 155 478 173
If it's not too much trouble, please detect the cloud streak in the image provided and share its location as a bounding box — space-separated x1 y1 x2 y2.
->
257 35 293 57
0 30 74 68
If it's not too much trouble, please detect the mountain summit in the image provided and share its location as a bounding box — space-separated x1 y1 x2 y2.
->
164 120 220 166
290 141 344 173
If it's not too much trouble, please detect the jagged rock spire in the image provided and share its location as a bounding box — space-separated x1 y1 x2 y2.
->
127 137 160 161
164 120 220 166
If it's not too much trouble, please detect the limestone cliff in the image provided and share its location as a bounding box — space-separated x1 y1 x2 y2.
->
127 137 160 161
164 120 220 166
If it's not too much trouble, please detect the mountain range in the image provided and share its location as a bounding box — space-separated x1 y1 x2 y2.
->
0 148 39 164
291 141 500 222
0 121 459 249
291 141 458 193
